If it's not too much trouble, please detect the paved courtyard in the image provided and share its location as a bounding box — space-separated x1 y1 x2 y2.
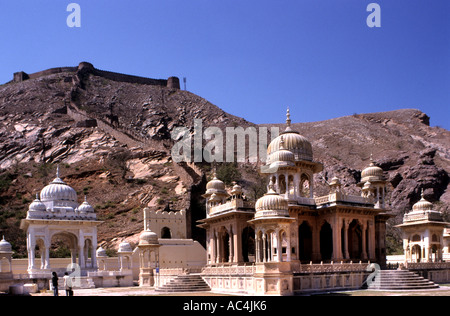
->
31 284 450 296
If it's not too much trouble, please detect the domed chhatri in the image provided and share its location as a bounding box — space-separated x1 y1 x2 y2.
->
267 108 313 162
40 166 77 203
139 229 159 246
267 136 295 167
25 167 97 220
29 193 46 211
412 190 434 212
77 196 95 215
96 246 107 258
118 240 133 253
0 236 12 253
361 155 384 183
205 172 227 194
27 194 47 219
254 181 289 218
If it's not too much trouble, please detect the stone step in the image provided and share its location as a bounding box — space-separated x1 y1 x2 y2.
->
366 269 439 290
155 274 211 293
368 284 439 290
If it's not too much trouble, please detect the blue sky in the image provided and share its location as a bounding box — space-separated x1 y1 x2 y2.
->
0 0 449 129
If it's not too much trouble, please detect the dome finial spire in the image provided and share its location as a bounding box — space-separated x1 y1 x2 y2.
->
56 164 60 178
286 107 291 127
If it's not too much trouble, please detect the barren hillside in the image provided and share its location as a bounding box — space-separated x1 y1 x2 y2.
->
0 63 448 256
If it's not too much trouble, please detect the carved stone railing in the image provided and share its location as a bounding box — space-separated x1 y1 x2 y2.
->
201 264 256 276
405 262 450 270
315 193 372 206
298 261 370 274
403 211 444 223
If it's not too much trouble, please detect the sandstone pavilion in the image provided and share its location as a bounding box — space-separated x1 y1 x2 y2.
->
197 109 450 295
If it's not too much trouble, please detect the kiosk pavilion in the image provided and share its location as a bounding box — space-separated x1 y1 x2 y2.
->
198 109 393 295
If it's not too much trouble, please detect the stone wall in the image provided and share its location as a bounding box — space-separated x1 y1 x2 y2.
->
12 62 180 89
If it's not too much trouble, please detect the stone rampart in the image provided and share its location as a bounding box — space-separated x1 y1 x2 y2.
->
12 62 180 89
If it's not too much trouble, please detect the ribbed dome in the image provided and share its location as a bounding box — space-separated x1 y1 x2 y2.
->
96 246 107 257
267 109 313 162
255 183 289 218
268 132 313 162
139 229 159 246
40 169 77 203
268 136 296 166
118 241 133 253
29 194 46 212
412 191 434 212
206 174 226 192
0 236 12 253
361 157 384 182
77 196 94 213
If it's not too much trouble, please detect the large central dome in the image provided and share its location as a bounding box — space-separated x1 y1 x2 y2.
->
267 109 313 162
40 167 77 203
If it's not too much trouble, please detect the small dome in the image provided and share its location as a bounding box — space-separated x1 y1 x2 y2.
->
362 181 372 191
139 229 159 246
118 241 133 253
29 193 46 212
412 191 434 212
40 167 77 203
255 182 289 218
267 109 313 162
231 182 243 196
361 157 384 182
0 236 12 253
329 177 341 187
268 136 295 166
77 196 95 213
206 174 226 192
96 246 107 257
209 193 221 203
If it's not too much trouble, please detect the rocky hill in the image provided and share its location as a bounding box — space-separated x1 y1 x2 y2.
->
0 63 448 257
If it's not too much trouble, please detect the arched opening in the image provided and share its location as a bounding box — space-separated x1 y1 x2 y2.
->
0 257 11 273
219 227 230 263
300 174 310 197
288 175 295 195
432 234 439 243
348 220 362 260
298 221 312 262
279 176 286 194
84 239 93 268
256 230 264 263
431 244 440 262
161 227 172 239
265 230 275 262
320 222 333 261
50 232 77 259
242 226 255 263
411 244 422 262
280 230 289 262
